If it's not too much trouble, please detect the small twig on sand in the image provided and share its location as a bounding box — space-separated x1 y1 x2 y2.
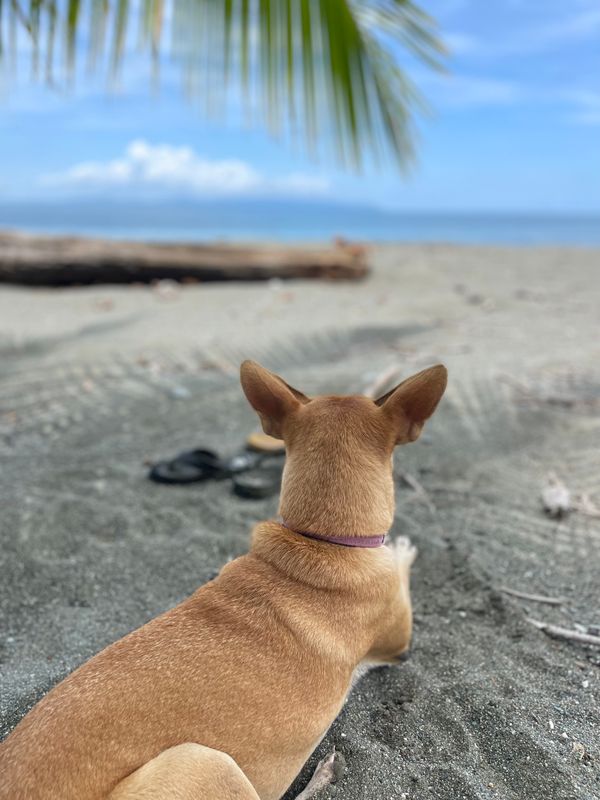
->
501 587 564 606
528 619 600 647
294 750 345 800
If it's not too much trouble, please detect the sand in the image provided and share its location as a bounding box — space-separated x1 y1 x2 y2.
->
1 244 599 799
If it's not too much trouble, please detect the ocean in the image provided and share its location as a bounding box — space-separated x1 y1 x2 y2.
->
1 200 599 246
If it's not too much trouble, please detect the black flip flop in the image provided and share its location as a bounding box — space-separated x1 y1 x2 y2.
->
148 448 225 484
148 447 284 486
232 458 284 499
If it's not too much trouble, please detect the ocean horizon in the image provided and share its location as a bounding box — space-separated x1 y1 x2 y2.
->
1 200 599 246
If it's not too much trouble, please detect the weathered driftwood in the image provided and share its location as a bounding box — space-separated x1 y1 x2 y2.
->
294 751 344 800
0 231 369 286
501 587 565 606
528 618 600 647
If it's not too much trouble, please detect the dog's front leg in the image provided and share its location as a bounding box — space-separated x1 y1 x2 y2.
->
365 536 417 665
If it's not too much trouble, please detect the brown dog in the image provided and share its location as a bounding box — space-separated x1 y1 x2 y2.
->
0 360 447 800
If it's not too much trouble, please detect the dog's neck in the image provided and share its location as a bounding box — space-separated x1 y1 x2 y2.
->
277 450 395 539
251 521 390 593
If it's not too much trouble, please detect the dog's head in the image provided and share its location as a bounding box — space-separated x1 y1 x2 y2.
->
240 361 447 536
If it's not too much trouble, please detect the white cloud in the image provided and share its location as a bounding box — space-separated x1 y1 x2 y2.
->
41 140 330 197
444 7 600 60
563 90 600 126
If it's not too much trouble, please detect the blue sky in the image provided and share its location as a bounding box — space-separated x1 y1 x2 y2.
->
1 0 599 214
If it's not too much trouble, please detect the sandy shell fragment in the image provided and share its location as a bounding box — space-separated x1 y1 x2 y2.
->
541 473 571 518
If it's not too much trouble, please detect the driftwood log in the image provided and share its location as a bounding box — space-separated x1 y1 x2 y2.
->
0 231 369 286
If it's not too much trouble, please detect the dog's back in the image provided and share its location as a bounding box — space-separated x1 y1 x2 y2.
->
0 522 402 800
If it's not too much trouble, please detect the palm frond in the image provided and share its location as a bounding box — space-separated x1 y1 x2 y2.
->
0 0 446 167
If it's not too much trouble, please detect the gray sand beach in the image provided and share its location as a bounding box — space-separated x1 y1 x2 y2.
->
1 243 599 799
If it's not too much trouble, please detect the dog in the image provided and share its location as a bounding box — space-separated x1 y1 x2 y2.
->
0 360 447 800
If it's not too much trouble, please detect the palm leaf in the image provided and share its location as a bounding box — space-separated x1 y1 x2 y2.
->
0 0 445 166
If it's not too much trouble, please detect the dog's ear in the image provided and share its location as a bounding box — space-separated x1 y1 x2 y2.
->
376 364 447 444
240 360 309 438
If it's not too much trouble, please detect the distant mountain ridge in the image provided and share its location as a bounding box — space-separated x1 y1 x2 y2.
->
1 200 599 245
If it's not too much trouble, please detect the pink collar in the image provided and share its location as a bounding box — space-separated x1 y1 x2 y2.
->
280 520 386 548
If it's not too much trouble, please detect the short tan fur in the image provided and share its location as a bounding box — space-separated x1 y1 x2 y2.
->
0 361 447 800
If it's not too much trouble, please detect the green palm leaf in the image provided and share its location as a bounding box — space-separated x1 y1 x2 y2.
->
0 0 445 166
